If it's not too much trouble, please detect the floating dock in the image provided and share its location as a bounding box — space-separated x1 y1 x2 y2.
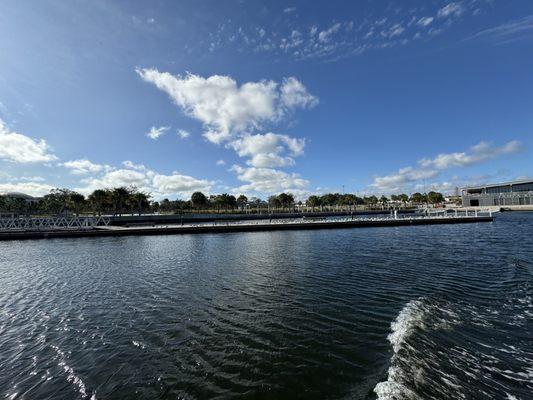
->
0 215 493 241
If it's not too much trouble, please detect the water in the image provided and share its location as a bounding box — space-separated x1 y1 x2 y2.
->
0 213 531 399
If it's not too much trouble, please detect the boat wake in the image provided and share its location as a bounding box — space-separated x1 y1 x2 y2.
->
374 261 533 400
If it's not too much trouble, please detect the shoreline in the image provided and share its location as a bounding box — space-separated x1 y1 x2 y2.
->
0 215 493 241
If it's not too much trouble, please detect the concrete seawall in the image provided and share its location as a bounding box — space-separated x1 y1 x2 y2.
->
0 216 493 241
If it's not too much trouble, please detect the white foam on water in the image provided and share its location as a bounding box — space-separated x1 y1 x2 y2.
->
51 344 96 400
374 298 427 400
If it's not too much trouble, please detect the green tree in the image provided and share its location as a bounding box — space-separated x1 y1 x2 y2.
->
306 195 321 209
277 192 295 209
69 192 86 216
191 191 208 209
129 190 151 215
380 195 389 205
236 195 248 210
427 191 444 205
268 195 281 209
88 189 109 216
111 187 131 215
410 192 425 204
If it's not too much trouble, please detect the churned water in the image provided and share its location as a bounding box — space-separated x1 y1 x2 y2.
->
0 213 531 399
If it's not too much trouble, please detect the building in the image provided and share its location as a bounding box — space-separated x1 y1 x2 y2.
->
461 180 533 207
0 192 40 204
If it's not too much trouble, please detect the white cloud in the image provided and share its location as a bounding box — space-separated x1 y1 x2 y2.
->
61 159 110 175
417 17 434 27
318 23 342 42
386 23 405 38
371 167 439 192
0 119 57 163
77 162 213 199
280 77 319 109
152 173 212 194
137 69 317 144
231 164 309 194
229 132 305 168
419 140 523 169
466 15 533 44
371 140 523 192
0 182 54 197
146 126 170 139
438 2 464 18
284 7 296 14
177 129 190 139
122 160 147 171
216 159 226 166
81 169 150 191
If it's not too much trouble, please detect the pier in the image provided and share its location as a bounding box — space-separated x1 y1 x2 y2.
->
0 211 494 241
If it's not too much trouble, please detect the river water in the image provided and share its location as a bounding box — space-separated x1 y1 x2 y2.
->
0 213 532 399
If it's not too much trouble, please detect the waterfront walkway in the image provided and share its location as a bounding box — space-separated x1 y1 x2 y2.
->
0 214 493 241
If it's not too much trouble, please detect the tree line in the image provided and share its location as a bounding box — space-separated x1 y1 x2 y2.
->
0 187 151 216
0 187 446 216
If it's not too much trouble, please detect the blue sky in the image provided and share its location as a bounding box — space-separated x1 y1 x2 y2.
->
0 0 532 200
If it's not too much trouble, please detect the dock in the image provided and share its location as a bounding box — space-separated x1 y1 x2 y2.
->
0 213 494 241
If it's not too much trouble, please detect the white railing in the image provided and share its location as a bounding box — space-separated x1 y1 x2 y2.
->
0 216 110 231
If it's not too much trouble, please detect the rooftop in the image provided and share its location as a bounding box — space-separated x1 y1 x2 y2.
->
461 179 533 191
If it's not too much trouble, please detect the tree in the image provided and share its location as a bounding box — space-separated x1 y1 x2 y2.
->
111 187 131 215
268 195 281 209
399 194 409 205
427 191 444 205
236 195 248 210
410 192 426 204
129 191 151 215
69 192 86 216
88 189 109 216
277 192 295 209
306 195 321 209
191 192 208 209
380 195 389 205
43 188 77 215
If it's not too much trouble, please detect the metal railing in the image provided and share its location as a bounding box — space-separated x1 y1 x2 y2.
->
0 216 110 231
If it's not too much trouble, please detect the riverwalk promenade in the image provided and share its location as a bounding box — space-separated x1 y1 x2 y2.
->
0 213 493 241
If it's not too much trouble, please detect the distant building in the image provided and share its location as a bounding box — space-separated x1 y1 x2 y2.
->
461 180 533 207
0 192 40 204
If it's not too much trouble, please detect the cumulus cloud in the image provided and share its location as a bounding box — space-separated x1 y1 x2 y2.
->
77 161 213 199
136 69 317 144
146 126 170 139
61 159 111 175
229 132 305 168
231 164 309 194
371 140 523 192
216 159 226 166
0 119 57 163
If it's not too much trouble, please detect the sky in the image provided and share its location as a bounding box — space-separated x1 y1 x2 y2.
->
0 0 532 200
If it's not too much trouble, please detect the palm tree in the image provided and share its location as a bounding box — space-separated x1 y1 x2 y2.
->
88 189 108 216
306 195 321 210
129 191 151 215
237 195 248 211
111 187 131 215
191 192 208 210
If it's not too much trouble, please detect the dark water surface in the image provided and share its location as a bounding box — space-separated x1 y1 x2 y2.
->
1 213 532 399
